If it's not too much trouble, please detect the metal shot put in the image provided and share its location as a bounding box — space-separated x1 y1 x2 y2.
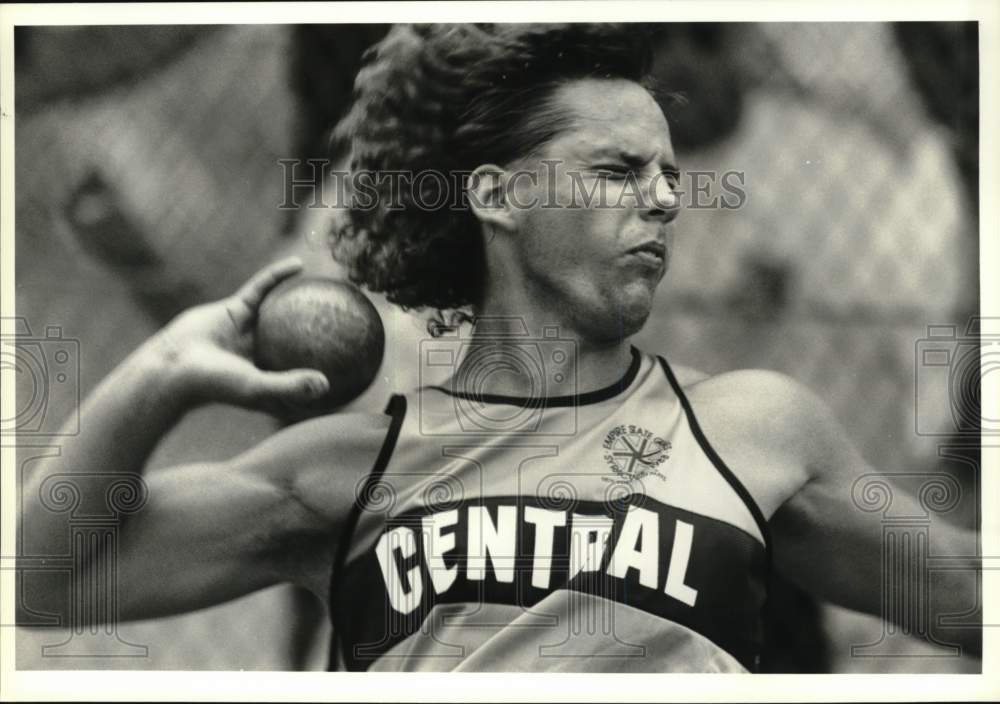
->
254 277 384 416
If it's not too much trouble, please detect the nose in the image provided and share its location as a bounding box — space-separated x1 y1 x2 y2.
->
638 172 681 224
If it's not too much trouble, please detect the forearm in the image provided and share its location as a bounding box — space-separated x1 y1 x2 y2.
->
928 524 981 657
854 493 982 657
16 258 336 623
19 333 191 556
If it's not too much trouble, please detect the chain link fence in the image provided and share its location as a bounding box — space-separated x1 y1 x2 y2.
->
12 22 979 672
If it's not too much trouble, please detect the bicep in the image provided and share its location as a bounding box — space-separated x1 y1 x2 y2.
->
769 457 886 615
112 411 388 621
764 376 900 614
114 461 321 621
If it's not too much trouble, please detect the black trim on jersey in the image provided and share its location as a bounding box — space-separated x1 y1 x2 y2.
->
656 356 772 555
328 393 407 671
428 345 642 408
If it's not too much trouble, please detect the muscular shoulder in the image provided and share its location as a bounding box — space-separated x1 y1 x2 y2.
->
685 368 824 435
669 363 823 441
217 409 392 598
678 368 840 516
667 362 711 387
232 410 392 522
258 411 390 464
663 362 821 454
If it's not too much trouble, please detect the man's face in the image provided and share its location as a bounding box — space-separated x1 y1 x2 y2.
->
503 78 680 345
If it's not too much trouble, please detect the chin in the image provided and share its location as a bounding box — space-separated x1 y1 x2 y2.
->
617 304 653 339
620 281 657 320
581 293 654 344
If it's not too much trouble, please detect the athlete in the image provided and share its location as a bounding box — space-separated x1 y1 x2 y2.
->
19 23 980 672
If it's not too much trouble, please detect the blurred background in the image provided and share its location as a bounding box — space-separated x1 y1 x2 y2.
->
11 22 980 672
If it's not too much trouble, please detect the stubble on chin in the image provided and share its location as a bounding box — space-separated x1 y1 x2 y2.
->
569 291 654 345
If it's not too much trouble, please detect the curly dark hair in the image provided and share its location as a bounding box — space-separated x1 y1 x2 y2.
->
329 23 658 329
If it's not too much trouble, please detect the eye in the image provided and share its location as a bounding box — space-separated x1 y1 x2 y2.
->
593 165 631 179
661 170 680 189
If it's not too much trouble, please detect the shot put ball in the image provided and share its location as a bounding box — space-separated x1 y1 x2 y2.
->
254 277 385 414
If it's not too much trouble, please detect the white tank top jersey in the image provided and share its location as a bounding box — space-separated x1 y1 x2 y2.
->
329 348 771 672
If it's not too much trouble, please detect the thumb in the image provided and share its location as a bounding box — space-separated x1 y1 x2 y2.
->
245 368 330 408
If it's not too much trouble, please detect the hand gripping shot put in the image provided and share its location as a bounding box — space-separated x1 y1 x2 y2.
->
255 277 385 417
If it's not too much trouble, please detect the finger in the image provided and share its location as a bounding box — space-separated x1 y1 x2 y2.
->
245 368 331 408
234 256 304 312
200 356 328 409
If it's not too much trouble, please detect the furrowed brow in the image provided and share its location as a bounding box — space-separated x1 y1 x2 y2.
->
593 149 678 173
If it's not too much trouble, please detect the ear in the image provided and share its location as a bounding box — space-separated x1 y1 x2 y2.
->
467 164 517 233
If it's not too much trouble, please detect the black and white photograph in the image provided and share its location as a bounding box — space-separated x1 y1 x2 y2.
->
1 1 997 700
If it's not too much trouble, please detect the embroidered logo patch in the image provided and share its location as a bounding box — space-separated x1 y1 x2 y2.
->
602 424 671 482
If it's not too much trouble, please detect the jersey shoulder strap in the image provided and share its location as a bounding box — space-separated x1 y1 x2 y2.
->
656 356 772 555
328 393 407 670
